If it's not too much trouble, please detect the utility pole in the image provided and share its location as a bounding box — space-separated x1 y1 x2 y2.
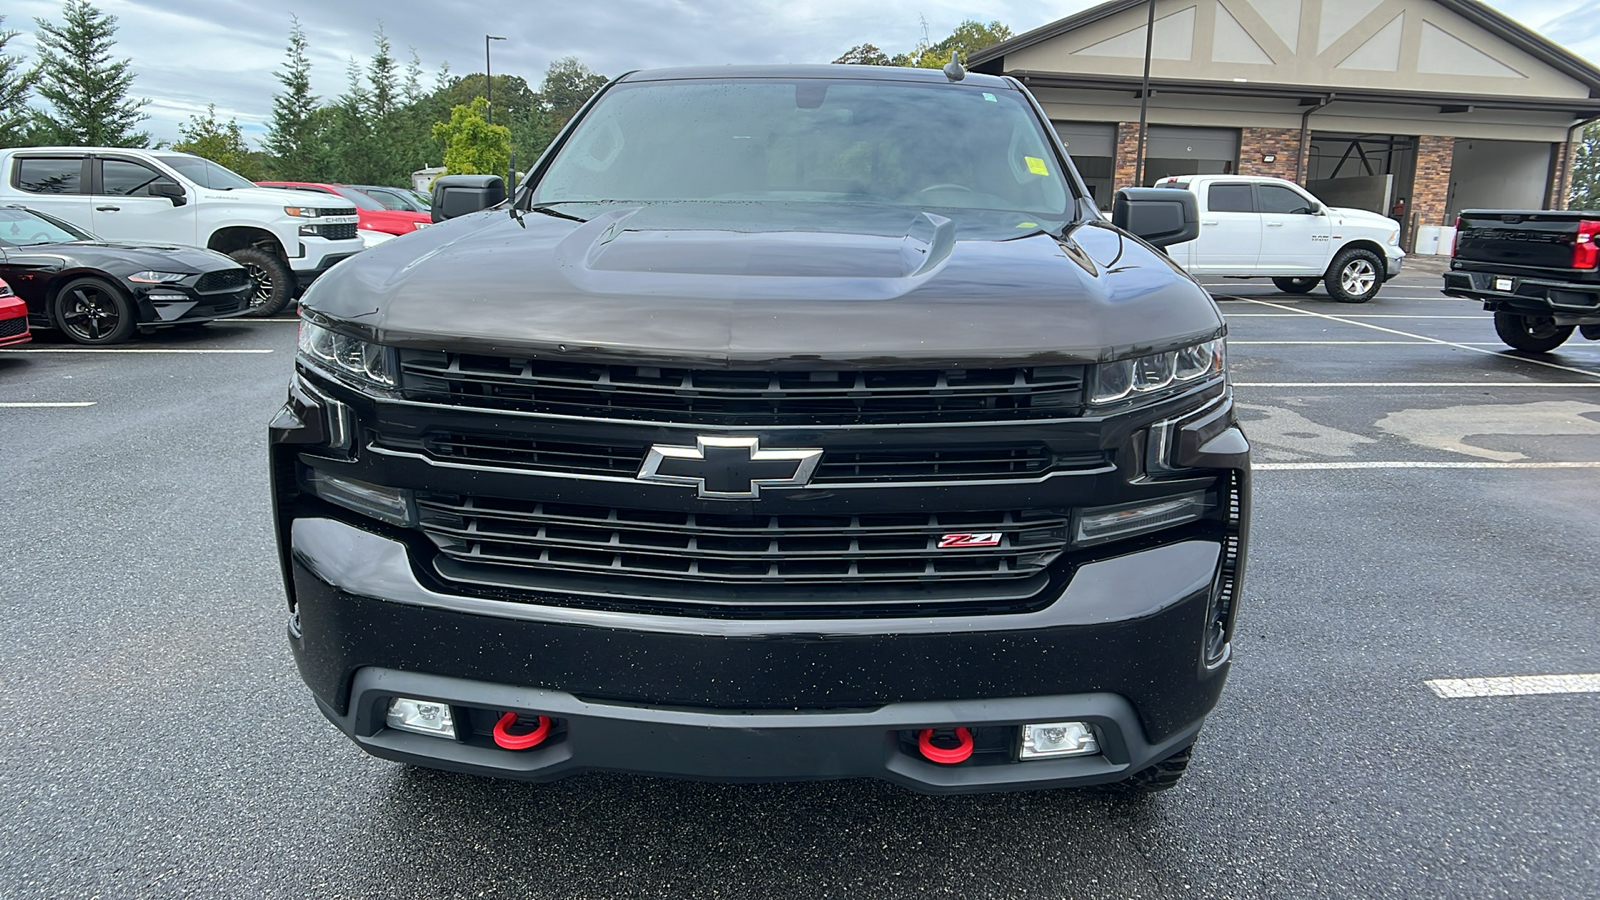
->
1134 0 1156 188
485 35 507 125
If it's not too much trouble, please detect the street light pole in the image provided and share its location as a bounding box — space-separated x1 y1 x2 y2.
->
1134 0 1156 188
485 35 507 125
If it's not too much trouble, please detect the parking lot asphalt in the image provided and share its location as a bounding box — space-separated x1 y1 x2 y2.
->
2 263 1597 899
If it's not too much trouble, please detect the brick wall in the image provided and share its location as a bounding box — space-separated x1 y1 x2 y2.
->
1411 135 1456 237
1236 128 1301 181
1113 122 1142 193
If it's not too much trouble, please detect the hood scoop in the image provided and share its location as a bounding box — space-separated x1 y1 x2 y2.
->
562 207 956 280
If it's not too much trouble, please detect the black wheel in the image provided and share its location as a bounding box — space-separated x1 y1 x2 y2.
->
1324 248 1384 303
230 246 294 317
51 277 137 345
1272 277 1319 294
1121 743 1193 794
1494 311 1573 353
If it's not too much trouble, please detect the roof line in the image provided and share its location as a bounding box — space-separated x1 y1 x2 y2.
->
970 0 1600 94
1008 70 1600 114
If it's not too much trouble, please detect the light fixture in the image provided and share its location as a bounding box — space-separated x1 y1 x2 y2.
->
386 698 457 739
1020 722 1100 759
1262 153 1277 163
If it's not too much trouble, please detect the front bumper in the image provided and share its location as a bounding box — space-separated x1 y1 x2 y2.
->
290 237 365 289
286 515 1231 792
136 285 252 325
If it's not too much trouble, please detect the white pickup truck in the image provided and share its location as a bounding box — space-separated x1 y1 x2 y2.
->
1154 175 1405 303
0 148 365 315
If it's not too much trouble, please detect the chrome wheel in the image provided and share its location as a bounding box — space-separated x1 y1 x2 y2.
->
59 285 122 342
242 260 274 310
1339 258 1378 297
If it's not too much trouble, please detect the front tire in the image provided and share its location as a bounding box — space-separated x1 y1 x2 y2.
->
1272 277 1319 294
52 276 137 345
231 247 295 317
1324 248 1384 303
1494 312 1573 353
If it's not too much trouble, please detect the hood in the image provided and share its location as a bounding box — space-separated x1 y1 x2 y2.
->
302 202 1224 368
1327 206 1399 229
20 241 237 272
225 186 358 212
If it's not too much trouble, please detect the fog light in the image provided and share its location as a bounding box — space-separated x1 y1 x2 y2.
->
1020 721 1099 759
1074 491 1209 546
303 470 413 526
386 697 456 739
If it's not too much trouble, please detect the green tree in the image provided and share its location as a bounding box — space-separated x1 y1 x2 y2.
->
173 104 268 181
831 44 893 66
0 17 35 147
265 16 321 180
909 20 1013 68
1570 123 1600 211
325 58 378 183
538 57 607 130
28 0 148 146
433 96 510 178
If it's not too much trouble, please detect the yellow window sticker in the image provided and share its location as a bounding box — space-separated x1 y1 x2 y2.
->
1016 221 1039 228
1025 156 1049 176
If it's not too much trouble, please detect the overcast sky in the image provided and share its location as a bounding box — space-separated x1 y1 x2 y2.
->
3 0 1596 146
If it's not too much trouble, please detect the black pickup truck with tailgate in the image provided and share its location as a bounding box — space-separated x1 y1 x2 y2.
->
269 63 1250 793
1445 209 1600 352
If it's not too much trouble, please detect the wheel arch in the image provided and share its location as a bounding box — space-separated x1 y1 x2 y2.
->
207 226 287 260
1334 240 1391 276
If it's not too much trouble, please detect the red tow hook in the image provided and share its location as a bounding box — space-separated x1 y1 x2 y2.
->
493 711 552 750
917 727 974 764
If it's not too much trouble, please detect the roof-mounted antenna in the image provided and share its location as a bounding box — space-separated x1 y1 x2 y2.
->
943 50 966 82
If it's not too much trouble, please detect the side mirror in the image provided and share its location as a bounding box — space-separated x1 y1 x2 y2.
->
431 175 507 222
1112 187 1199 249
150 182 187 207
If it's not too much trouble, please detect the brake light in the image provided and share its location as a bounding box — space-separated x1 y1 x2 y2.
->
1451 217 1461 257
1574 219 1600 269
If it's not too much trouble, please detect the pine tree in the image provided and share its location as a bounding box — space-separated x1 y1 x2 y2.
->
1569 123 1600 211
265 16 321 180
0 17 35 147
29 0 148 147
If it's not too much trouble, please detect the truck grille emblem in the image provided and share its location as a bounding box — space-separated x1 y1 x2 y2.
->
938 533 1003 548
637 436 823 499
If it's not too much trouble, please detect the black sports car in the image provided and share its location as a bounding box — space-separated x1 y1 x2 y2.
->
0 205 253 345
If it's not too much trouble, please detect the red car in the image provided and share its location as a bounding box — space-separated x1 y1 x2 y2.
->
256 182 431 236
0 275 29 346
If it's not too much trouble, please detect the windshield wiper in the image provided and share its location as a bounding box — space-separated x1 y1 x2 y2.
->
526 203 588 223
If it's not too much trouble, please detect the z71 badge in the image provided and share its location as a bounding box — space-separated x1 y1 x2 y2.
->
938 532 1003 548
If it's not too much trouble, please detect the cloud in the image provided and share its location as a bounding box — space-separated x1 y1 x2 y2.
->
4 0 1597 147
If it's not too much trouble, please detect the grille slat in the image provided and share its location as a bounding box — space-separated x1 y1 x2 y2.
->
408 432 1095 483
399 351 1085 425
0 317 26 338
418 494 1068 586
195 268 249 293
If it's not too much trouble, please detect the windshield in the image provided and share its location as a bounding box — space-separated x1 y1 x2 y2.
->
329 185 385 211
533 79 1074 217
0 206 94 245
154 155 257 190
360 187 428 212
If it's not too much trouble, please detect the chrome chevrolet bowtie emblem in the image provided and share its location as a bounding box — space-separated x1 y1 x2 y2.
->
637 436 823 499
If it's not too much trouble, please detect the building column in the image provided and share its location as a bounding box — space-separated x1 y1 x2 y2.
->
1548 140 1575 210
1236 128 1302 182
1113 122 1142 193
1409 135 1456 247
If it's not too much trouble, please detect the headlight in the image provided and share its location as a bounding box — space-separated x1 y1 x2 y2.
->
284 206 316 218
129 271 188 283
1387 229 1401 246
297 319 395 387
1090 338 1224 406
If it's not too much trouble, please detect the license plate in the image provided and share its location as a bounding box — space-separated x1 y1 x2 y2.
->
1494 277 1514 291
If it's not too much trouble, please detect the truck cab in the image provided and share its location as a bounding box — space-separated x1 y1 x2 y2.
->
0 148 365 315
1155 175 1405 303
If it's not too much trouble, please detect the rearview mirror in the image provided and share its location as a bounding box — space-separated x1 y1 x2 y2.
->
1112 188 1199 249
150 182 187 207
431 175 507 222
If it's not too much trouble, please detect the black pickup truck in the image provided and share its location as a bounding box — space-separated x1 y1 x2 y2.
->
1444 209 1600 352
269 64 1250 794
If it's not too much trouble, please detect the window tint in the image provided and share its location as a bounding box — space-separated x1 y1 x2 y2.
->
16 157 84 194
1207 183 1253 213
1258 184 1316 215
101 159 177 197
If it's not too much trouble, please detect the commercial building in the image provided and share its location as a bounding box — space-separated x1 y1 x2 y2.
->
971 0 1600 252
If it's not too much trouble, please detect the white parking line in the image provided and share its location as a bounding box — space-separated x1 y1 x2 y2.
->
0 348 274 354
1231 340 1433 345
0 401 96 408
1225 314 1486 319
1236 382 1599 387
1240 299 1600 380
1257 460 1600 470
1426 674 1600 698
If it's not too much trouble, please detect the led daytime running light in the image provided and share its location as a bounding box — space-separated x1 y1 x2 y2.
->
297 319 394 387
1091 338 1224 405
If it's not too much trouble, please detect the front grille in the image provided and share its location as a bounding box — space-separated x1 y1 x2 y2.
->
398 351 1086 425
416 494 1070 586
195 268 248 293
321 222 359 241
411 432 1092 483
0 317 25 338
